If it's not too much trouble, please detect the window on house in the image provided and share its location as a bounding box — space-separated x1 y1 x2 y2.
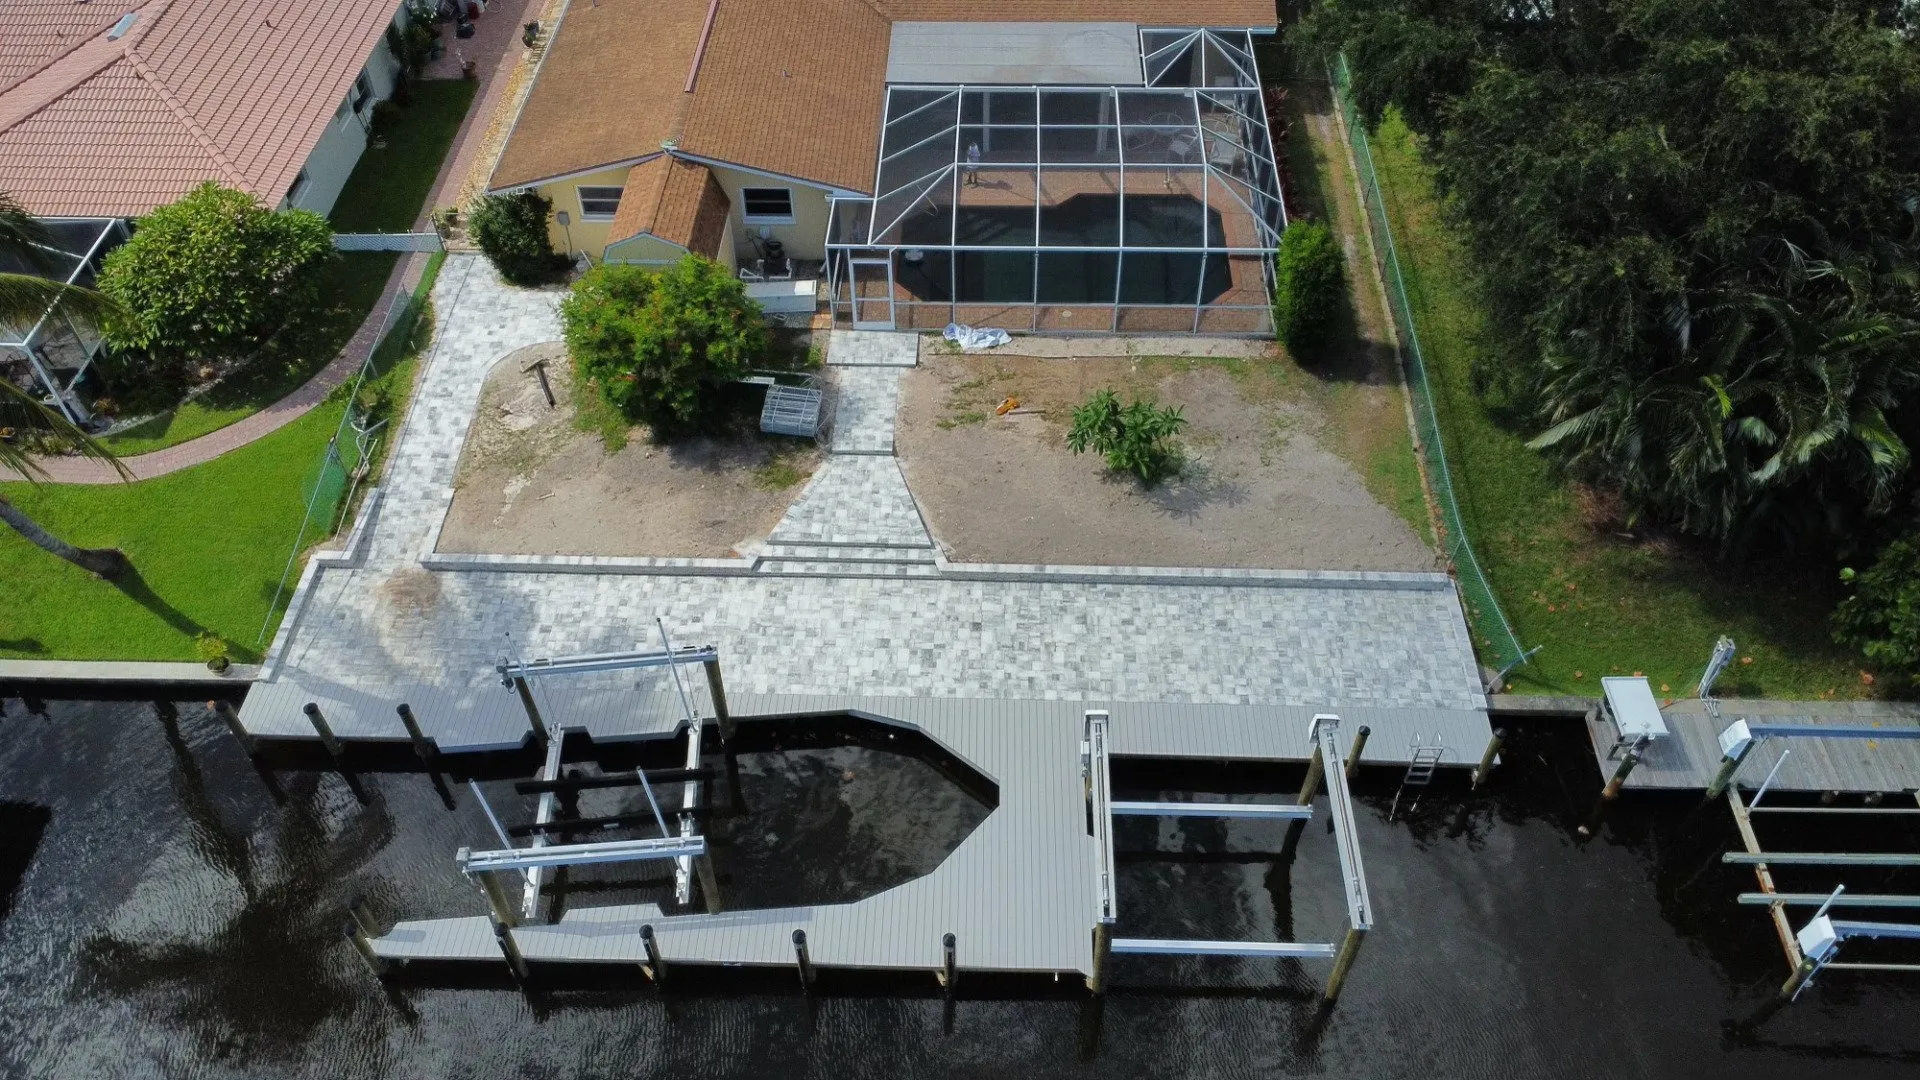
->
742 187 795 223
286 169 310 207
351 73 374 113
578 186 624 219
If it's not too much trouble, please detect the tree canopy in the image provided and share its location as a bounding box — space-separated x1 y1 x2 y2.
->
1297 0 1920 551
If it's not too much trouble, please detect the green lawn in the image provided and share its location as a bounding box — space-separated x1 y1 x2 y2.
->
328 80 477 233
101 79 474 455
1364 108 1867 700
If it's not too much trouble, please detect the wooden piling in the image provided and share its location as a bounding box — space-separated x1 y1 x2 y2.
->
793 929 815 992
694 852 723 913
396 703 438 765
491 913 530 981
210 699 256 755
702 658 733 741
1344 725 1370 781
1472 728 1507 790
302 702 345 761
512 676 550 743
938 932 957 995
640 924 667 986
1705 740 1756 800
1087 922 1113 994
345 921 389 976
1297 742 1326 806
469 859 519 927
1322 927 1366 1003
1778 954 1818 1001
1577 748 1642 836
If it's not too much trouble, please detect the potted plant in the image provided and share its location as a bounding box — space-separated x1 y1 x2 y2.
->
196 632 232 673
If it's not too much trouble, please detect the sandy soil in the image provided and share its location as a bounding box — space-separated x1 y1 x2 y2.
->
897 351 1436 571
438 343 821 557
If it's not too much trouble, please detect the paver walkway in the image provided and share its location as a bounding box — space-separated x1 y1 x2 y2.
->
242 255 1487 753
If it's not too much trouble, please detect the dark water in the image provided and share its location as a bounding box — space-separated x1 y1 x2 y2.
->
0 696 1914 1080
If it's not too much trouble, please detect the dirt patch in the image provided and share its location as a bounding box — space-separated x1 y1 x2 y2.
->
437 344 822 557
897 351 1436 571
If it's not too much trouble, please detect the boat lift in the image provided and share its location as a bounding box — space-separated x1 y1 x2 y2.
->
1083 710 1372 1003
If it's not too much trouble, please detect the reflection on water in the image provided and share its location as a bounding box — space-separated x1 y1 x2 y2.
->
0 697 1913 1079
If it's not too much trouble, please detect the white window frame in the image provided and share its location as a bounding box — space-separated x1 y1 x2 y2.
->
286 169 311 207
577 185 624 221
351 73 374 114
741 186 796 225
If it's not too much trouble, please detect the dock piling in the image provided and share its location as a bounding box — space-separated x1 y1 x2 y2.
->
211 699 256 756
468 856 519 927
512 676 550 744
345 920 389 976
1577 747 1642 836
1322 927 1367 1003
938 932 957 996
696 853 723 913
1344 726 1370 781
793 929 815 994
1087 922 1113 994
304 701 367 804
396 703 438 765
490 913 529 981
1706 740 1758 800
1472 728 1507 790
1297 743 1326 806
640 924 666 986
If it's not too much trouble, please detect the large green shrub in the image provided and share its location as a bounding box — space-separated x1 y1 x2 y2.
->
97 182 335 364
468 190 568 285
561 256 768 431
1066 387 1187 486
1272 219 1345 357
1833 536 1920 683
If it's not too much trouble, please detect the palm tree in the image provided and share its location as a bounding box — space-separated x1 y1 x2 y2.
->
1 192 134 579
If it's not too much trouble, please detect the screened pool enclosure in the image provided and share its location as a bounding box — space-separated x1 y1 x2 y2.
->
0 217 126 426
827 29 1285 334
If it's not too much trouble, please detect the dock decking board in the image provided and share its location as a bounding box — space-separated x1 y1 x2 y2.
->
1585 700 1920 793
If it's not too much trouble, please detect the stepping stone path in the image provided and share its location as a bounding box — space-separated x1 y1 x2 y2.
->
757 331 934 578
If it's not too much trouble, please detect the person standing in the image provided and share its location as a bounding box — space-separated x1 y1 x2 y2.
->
964 141 981 186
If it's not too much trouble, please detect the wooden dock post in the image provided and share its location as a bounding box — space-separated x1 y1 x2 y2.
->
1323 927 1367 1003
1087 922 1113 994
938 932 957 997
640 924 667 987
467 856 519 927
1297 742 1326 806
792 929 815 994
210 699 256 755
490 913 529 981
344 920 389 976
703 657 744 810
396 703 438 766
1577 747 1642 837
512 676 550 744
1472 728 1507 790
1344 725 1370 781
696 853 723 913
304 701 367 803
1705 740 1758 800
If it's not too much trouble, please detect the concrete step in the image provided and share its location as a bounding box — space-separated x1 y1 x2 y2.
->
755 559 942 579
758 543 935 564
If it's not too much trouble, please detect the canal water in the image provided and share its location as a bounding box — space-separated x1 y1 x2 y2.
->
0 695 1913 1079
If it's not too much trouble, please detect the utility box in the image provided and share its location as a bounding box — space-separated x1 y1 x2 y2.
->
1600 676 1668 759
1717 718 1755 761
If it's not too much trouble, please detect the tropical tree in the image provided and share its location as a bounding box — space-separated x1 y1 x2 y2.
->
1 192 133 578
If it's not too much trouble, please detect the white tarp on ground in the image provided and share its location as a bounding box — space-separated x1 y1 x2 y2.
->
943 323 1011 351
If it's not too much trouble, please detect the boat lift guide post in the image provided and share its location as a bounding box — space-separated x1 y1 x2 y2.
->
1083 711 1373 1003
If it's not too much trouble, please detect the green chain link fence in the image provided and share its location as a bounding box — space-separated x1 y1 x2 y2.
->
1328 55 1532 683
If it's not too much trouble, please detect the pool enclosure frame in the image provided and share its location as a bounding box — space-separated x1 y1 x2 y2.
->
1 217 126 425
826 29 1286 335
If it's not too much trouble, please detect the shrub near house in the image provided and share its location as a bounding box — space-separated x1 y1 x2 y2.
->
98 183 336 367
561 256 769 432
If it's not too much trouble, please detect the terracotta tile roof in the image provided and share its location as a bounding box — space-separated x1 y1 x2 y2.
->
491 0 1276 197
610 156 732 256
0 0 402 218
0 1 123 89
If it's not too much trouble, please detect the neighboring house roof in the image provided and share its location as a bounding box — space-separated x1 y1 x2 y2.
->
0 0 399 218
608 155 731 257
490 0 1276 196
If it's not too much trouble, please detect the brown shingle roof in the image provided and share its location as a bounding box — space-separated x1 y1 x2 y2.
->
491 0 1276 197
0 0 400 218
610 157 732 256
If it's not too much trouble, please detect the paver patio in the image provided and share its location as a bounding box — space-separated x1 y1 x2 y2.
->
241 255 1488 754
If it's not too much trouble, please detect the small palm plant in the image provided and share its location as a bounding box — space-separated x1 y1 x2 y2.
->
1066 387 1188 486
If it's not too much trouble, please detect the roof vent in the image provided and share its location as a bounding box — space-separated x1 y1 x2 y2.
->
106 12 137 39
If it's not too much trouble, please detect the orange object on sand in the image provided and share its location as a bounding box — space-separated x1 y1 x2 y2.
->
995 396 1020 416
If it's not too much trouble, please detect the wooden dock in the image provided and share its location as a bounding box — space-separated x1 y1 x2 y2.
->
1585 698 1920 794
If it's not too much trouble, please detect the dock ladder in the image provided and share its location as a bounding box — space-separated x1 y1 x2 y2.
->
1389 737 1448 820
